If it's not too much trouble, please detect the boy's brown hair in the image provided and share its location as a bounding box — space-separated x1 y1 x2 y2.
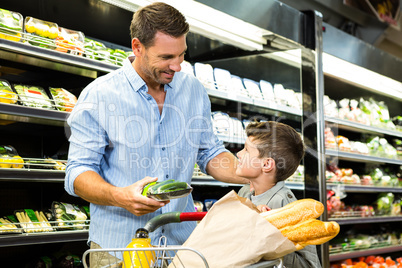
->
130 2 189 48
245 121 304 182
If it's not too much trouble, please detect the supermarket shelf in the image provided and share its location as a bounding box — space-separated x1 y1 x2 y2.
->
216 134 246 144
0 103 68 126
0 230 88 247
205 88 302 117
0 38 118 78
327 183 402 193
329 245 402 262
326 117 402 138
331 216 402 225
0 168 65 182
326 149 402 165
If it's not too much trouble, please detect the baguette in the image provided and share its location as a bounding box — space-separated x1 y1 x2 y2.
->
279 219 340 250
260 199 324 229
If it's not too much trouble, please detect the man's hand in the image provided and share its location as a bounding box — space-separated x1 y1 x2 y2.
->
73 171 169 217
113 176 170 216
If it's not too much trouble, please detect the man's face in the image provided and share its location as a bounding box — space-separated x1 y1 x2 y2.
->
235 137 263 178
138 31 187 85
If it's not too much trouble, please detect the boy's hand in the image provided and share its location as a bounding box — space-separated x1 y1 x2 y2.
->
257 205 271 212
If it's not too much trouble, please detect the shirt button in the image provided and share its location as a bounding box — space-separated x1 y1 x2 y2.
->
166 175 169 178
162 147 165 151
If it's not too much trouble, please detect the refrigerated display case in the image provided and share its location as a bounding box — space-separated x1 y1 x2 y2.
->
0 0 326 266
321 23 402 264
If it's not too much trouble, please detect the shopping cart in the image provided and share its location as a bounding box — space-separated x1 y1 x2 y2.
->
82 212 283 268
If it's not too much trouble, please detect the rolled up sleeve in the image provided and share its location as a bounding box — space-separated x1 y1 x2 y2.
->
64 89 109 196
196 90 228 174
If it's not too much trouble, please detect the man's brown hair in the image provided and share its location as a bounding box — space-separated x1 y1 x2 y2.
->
245 121 304 182
130 2 189 47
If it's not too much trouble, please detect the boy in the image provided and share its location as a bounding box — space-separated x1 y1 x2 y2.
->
237 121 321 268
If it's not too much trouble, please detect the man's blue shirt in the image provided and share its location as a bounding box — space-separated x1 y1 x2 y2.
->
65 57 227 248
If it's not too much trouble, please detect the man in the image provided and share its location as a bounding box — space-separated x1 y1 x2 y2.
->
65 2 247 265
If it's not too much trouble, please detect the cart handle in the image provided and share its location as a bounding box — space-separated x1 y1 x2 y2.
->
144 212 207 233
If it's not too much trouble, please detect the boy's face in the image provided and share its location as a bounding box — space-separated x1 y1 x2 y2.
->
236 137 263 179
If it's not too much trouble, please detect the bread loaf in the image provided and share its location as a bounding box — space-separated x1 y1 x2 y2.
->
279 219 340 250
260 199 324 229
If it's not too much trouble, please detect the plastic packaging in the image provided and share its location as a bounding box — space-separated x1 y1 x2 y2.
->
49 87 77 112
56 27 85 55
24 17 58 49
0 79 18 104
0 8 23 42
142 179 192 201
243 78 263 99
13 84 54 110
259 80 275 102
52 201 88 230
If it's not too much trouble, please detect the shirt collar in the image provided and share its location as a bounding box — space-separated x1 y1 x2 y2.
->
123 56 175 93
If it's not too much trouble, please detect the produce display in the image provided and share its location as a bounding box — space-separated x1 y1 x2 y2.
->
0 79 18 104
0 201 89 234
324 96 400 131
52 202 88 230
55 27 85 55
260 199 340 250
15 209 53 233
0 145 24 169
13 84 54 110
326 188 402 218
331 256 402 268
84 37 130 66
24 16 58 50
49 87 77 112
0 8 23 42
325 128 400 159
142 179 192 201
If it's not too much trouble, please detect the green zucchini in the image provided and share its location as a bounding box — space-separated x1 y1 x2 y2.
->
148 179 175 194
157 182 188 193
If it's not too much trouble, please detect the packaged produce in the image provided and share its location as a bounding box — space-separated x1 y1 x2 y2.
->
374 192 394 215
24 17 58 49
0 79 18 104
49 87 77 112
323 95 338 117
0 217 21 234
84 38 108 60
273 84 287 106
231 75 249 97
325 127 337 149
55 27 85 56
213 68 232 92
13 84 54 110
180 60 194 76
211 111 230 136
142 179 192 201
336 135 351 151
194 62 215 90
0 8 23 42
0 145 24 169
24 158 65 170
367 136 397 158
52 201 88 230
107 48 128 66
14 209 53 233
243 78 263 99
259 80 275 102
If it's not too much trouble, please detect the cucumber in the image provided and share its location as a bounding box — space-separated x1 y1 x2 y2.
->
157 182 188 193
142 181 157 196
147 179 175 194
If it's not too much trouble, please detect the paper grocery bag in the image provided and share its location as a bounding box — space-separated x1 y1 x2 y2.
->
169 190 296 268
